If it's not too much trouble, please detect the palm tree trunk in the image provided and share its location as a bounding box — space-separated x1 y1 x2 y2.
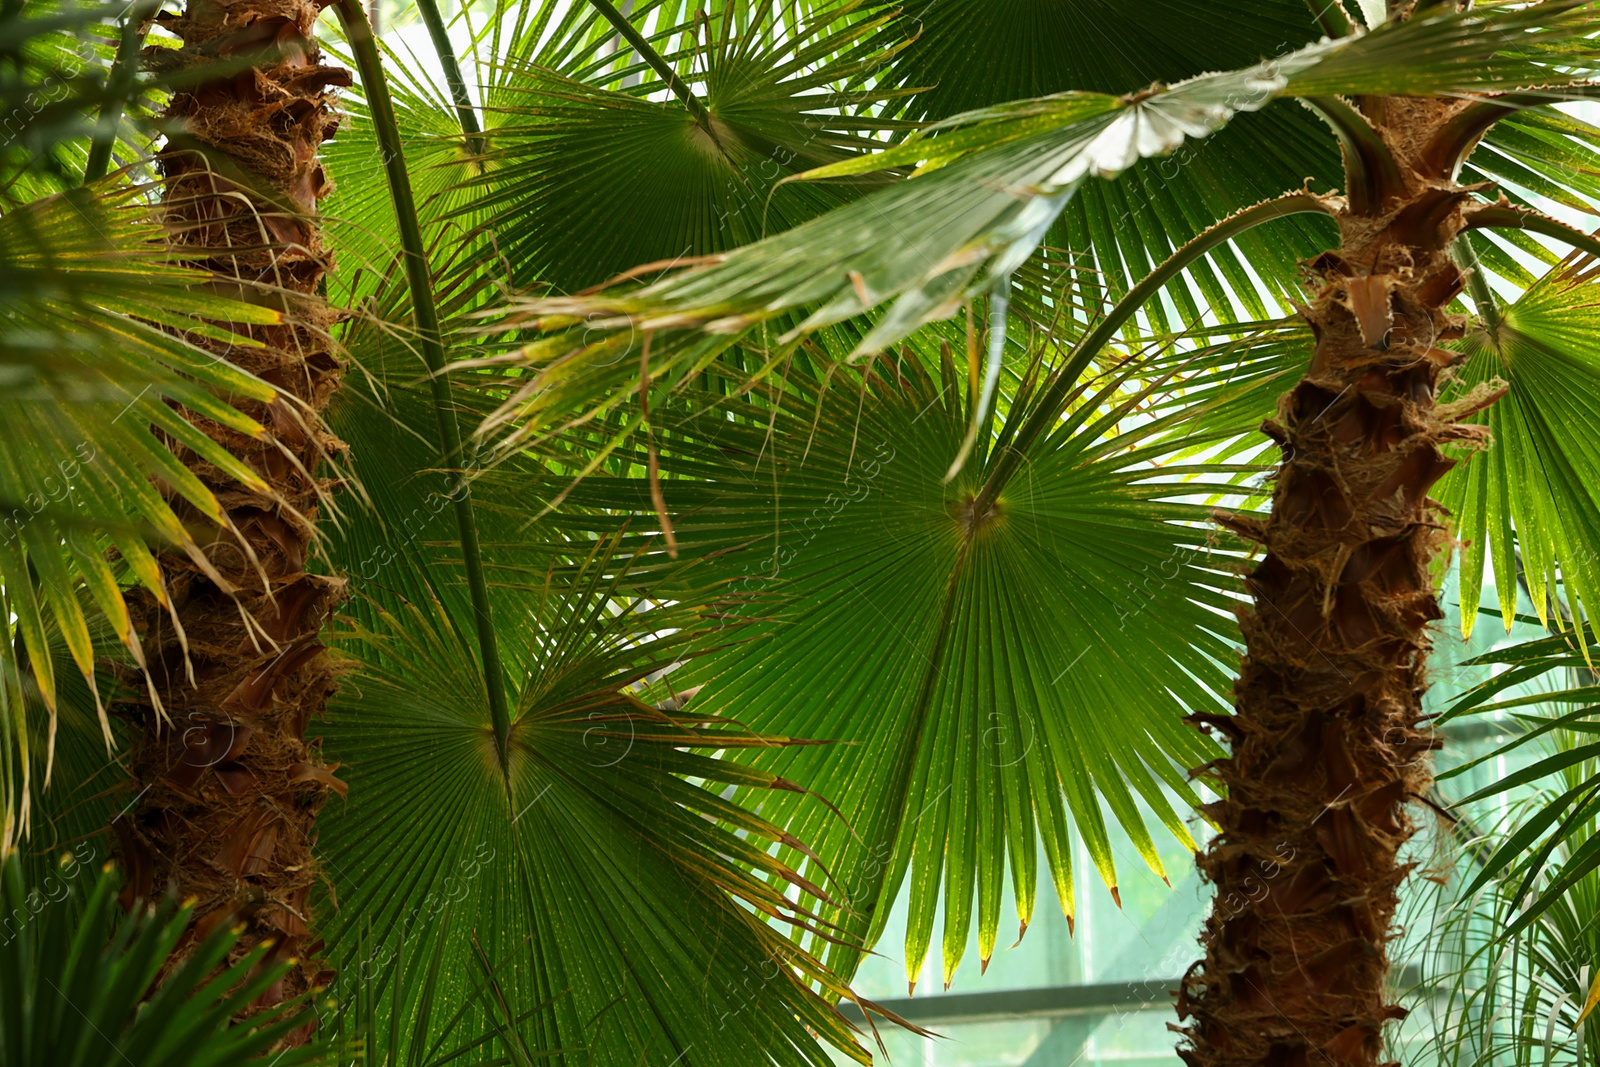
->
1178 92 1499 1067
114 0 349 1024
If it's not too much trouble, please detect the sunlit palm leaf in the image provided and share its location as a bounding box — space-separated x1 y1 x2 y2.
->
0 187 280 846
508 333 1256 987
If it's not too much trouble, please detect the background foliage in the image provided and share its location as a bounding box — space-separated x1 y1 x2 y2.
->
9 0 1600 1065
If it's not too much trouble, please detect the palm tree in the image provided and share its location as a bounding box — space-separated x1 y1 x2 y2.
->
112 0 353 1013
0 3 311 868
9 1 1600 1065
7 0 914 1058
0 0 354 1051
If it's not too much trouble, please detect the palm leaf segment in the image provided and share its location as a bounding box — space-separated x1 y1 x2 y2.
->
465 0 911 293
0 1 164 198
0 854 324 1066
844 0 1600 324
320 0 908 309
871 0 1343 326
1431 629 1600 938
493 46 1329 382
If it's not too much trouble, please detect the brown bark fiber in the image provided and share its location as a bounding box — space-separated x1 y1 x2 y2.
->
1176 93 1499 1067
116 0 348 1026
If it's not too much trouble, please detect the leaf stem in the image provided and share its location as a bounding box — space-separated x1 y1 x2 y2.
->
582 0 710 128
1452 236 1501 343
1304 0 1355 38
945 275 1010 481
83 0 154 183
1303 95 1405 216
1421 96 1531 179
1462 204 1600 263
412 0 486 157
333 0 514 767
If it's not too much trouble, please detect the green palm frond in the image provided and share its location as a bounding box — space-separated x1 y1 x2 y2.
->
313 544 888 1065
869 0 1341 323
1432 629 1600 937
316 36 472 314
1470 110 1600 233
0 853 327 1066
1456 107 1600 290
497 53 1321 354
0 0 162 198
7 603 132 895
0 187 286 847
1403 826 1600 1067
317 903 598 1066
500 327 1259 988
460 0 910 293
320 0 905 319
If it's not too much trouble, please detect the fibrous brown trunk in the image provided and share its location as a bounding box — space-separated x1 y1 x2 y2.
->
115 0 349 1025
1177 92 1501 1067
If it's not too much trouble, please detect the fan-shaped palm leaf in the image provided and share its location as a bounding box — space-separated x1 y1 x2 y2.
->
312 544 896 1065
459 0 910 293
499 327 1262 988
476 0 1600 457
